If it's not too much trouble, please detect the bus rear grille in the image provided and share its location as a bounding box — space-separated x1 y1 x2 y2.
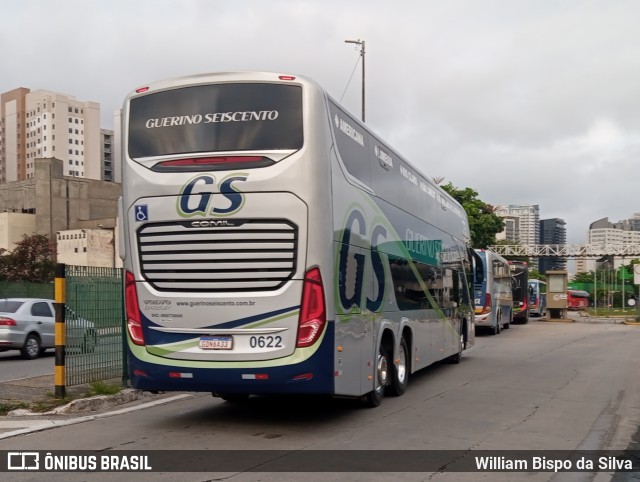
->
136 219 298 292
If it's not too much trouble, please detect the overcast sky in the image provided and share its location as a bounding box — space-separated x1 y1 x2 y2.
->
2 0 639 243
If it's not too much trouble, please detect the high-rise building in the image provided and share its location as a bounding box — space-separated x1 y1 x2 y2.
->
101 129 114 181
1 87 101 182
575 216 640 273
539 218 567 273
495 215 520 243
495 204 540 245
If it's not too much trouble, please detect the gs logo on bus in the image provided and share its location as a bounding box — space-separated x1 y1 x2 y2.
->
338 209 386 313
177 173 248 217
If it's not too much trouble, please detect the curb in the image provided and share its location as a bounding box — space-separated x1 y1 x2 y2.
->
6 389 153 416
0 394 193 440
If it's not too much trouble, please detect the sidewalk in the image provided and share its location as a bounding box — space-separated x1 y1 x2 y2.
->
565 311 639 325
0 374 111 405
0 374 188 440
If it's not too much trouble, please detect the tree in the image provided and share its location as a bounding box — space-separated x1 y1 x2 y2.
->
0 234 55 283
529 268 545 281
441 183 505 248
572 271 595 284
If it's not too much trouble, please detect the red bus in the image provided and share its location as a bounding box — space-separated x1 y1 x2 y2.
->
567 290 590 310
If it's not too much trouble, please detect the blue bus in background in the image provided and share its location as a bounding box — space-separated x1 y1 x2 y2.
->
474 249 513 335
528 279 547 317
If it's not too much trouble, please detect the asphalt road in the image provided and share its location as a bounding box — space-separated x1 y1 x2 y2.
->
1 320 639 481
0 349 55 382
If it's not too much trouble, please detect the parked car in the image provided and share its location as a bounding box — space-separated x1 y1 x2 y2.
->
0 298 97 359
65 307 98 355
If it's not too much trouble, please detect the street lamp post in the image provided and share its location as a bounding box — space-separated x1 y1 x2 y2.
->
345 39 365 122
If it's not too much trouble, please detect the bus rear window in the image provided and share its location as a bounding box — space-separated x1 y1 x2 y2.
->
128 83 303 159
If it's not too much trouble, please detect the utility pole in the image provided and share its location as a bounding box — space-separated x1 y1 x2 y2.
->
345 39 365 122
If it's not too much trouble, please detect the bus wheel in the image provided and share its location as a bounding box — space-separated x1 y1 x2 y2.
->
448 326 466 364
388 337 409 396
492 316 501 335
504 310 512 329
214 393 250 403
364 345 390 407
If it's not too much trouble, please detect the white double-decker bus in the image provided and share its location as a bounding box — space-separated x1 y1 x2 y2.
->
120 72 475 407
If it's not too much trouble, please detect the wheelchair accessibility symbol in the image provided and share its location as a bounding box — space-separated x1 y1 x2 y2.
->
135 205 149 222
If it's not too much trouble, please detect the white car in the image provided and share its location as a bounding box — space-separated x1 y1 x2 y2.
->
0 298 97 359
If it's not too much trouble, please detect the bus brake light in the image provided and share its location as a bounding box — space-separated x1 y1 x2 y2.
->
296 267 326 348
480 293 492 315
125 271 145 345
152 156 273 172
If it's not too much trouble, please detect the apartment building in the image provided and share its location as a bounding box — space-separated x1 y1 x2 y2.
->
101 129 115 181
575 216 640 272
495 204 540 245
1 87 101 183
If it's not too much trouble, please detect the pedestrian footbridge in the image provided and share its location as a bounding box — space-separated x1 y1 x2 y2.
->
488 244 640 258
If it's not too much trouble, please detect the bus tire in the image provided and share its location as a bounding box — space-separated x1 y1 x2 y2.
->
388 337 409 396
448 325 467 364
492 315 501 335
364 344 390 408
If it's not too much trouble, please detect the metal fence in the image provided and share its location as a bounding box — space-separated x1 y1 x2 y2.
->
64 266 124 386
0 281 54 299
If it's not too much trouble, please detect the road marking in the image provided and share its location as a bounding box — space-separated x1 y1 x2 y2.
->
0 394 193 440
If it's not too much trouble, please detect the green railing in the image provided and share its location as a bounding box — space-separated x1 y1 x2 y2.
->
0 281 54 299
64 266 124 387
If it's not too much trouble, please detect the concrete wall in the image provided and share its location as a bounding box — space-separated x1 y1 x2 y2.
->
0 157 121 241
57 227 120 268
0 212 36 251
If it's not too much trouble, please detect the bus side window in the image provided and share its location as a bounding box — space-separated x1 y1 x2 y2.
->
470 249 484 285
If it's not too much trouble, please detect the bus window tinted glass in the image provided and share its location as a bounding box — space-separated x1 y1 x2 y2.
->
128 83 303 158
328 101 372 188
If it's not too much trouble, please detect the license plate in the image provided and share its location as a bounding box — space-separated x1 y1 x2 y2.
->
199 336 233 350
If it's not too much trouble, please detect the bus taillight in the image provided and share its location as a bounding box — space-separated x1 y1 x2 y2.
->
481 293 492 315
125 271 145 346
296 267 326 348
